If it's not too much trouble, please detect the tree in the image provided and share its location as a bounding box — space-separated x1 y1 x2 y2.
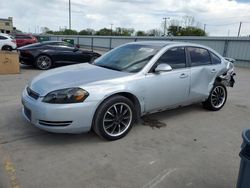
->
95 28 112 36
79 28 95 35
41 27 50 34
136 30 147 36
147 29 162 36
167 25 182 36
180 27 206 36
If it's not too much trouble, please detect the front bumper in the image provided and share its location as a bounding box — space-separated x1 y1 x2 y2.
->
21 89 98 134
19 56 34 65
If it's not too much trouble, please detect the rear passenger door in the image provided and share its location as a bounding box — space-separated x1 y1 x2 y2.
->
187 47 220 102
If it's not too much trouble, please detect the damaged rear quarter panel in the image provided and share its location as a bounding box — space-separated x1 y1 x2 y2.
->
189 64 224 101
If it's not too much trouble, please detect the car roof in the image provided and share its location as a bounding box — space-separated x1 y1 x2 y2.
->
41 41 63 44
129 41 177 47
129 41 216 52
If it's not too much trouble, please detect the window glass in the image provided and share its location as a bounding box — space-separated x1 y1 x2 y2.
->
15 35 32 39
0 36 7 40
156 47 186 69
95 44 160 73
188 47 211 66
211 52 221 64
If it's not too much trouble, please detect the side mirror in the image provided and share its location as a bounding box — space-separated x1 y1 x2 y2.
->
155 64 172 73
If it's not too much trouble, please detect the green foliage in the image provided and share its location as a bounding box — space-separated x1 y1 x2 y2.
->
136 30 147 36
45 29 77 35
115 28 134 36
95 28 112 36
168 25 206 36
78 28 95 35
180 26 206 36
147 29 162 36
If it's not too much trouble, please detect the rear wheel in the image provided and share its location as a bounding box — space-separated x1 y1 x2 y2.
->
35 55 53 70
2 45 12 51
203 82 227 111
93 96 135 140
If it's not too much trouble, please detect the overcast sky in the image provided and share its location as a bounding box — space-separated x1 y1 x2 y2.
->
0 0 250 36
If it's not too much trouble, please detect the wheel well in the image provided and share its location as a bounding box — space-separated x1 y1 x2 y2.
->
1 45 12 50
97 92 142 122
215 77 222 83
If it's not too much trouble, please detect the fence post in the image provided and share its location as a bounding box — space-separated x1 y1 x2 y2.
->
223 40 229 57
109 37 112 50
91 37 93 52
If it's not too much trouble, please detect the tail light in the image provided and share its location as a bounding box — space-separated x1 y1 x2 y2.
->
11 39 16 43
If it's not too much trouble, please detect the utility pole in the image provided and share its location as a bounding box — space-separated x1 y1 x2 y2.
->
203 24 206 32
238 21 242 37
69 0 71 30
163 17 170 36
110 24 113 36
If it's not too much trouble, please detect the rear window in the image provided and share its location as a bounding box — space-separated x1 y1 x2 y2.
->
187 47 211 66
211 52 221 64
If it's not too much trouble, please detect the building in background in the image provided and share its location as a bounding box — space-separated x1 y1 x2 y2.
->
0 17 13 33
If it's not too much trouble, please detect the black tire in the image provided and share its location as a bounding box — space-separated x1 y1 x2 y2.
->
203 82 227 111
93 95 136 141
35 55 53 70
2 45 12 51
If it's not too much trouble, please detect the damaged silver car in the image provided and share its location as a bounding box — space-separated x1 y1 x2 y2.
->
22 41 235 140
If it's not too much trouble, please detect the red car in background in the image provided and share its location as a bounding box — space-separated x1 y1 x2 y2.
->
14 34 38 47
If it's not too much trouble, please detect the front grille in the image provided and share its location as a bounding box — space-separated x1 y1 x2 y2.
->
38 120 72 127
27 87 39 100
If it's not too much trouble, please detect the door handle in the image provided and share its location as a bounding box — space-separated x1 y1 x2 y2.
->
211 69 216 73
179 73 188 78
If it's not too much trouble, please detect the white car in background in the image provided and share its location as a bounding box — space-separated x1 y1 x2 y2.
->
0 33 16 51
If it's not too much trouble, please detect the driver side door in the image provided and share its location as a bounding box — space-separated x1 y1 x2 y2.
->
143 47 191 112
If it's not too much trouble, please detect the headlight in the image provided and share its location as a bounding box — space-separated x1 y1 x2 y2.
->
42 88 89 104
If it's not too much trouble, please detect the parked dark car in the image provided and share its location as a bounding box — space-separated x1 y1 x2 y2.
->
14 34 38 47
18 41 101 70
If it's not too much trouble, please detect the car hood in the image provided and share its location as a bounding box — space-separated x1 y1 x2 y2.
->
29 63 131 96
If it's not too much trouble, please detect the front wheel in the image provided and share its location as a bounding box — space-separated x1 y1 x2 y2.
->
2 45 12 51
203 82 227 111
93 96 135 141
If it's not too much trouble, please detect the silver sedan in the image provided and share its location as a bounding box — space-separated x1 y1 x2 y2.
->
22 41 235 140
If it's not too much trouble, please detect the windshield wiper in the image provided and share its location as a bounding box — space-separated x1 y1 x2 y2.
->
96 64 122 71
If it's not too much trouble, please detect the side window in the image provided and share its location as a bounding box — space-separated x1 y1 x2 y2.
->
211 52 221 64
0 36 7 40
188 47 211 66
156 47 186 69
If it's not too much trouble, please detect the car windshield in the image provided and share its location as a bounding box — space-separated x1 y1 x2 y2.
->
94 44 160 73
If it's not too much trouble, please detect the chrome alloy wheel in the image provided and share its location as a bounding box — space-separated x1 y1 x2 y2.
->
210 86 226 109
103 102 132 137
37 55 52 70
